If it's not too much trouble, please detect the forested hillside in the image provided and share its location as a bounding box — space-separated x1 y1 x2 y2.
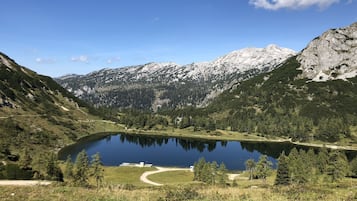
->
206 56 357 142
0 52 104 162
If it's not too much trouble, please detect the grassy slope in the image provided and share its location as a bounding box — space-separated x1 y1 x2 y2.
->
147 170 194 185
0 52 120 157
1 168 356 201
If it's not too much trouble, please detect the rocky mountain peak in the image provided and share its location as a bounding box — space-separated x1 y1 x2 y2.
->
297 22 357 82
56 45 295 110
212 44 296 67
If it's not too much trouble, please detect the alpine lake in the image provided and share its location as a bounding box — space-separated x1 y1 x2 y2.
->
58 133 357 170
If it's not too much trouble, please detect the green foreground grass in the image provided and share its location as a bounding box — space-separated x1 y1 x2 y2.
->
1 167 356 201
102 166 155 187
147 170 195 185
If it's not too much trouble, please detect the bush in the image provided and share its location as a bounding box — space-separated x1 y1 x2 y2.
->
158 186 199 201
1 164 33 179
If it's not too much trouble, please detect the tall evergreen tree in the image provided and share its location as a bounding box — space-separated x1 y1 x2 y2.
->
245 159 256 180
218 162 227 186
316 147 329 174
326 151 349 182
210 161 218 185
193 157 206 181
255 155 272 182
74 150 90 186
287 148 308 184
91 152 104 188
275 151 290 185
46 153 63 181
201 163 211 183
64 155 74 182
350 157 357 177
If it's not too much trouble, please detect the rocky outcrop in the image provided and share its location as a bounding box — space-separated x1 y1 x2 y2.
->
297 22 357 82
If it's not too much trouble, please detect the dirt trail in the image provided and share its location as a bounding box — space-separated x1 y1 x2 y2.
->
0 180 51 186
140 167 191 186
227 173 240 180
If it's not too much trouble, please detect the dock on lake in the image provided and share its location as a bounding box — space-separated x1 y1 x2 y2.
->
120 162 153 167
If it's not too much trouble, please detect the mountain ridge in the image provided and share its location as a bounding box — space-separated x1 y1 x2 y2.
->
56 44 296 110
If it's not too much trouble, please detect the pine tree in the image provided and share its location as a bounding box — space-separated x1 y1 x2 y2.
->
91 152 104 188
326 151 349 182
275 151 290 185
287 148 307 184
256 155 272 182
316 147 329 174
64 155 74 182
210 161 218 185
296 149 309 183
245 159 256 180
46 153 63 181
306 149 317 168
193 157 206 181
201 163 211 183
350 157 357 177
74 150 90 186
218 162 227 186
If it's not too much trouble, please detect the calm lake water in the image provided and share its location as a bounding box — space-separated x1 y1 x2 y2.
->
59 133 309 170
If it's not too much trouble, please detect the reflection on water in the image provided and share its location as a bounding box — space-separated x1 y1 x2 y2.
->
58 133 356 170
118 134 227 152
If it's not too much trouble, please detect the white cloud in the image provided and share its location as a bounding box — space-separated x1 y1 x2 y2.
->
249 0 343 10
107 56 120 64
35 57 56 64
71 55 89 63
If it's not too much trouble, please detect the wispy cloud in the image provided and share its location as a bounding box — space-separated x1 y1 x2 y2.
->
35 57 56 64
71 55 89 63
107 56 121 64
249 0 345 10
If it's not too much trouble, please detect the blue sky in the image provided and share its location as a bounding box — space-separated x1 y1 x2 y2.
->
1 0 356 77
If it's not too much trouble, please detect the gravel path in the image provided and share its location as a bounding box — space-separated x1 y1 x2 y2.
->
0 180 52 186
140 167 191 186
227 173 240 180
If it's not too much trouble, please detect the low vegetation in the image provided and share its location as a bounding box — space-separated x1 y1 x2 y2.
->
0 168 356 201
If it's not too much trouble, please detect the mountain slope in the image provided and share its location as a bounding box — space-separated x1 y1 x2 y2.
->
202 22 357 143
0 52 102 159
297 22 357 81
56 45 295 110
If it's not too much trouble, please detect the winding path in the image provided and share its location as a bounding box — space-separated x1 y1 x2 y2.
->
140 167 191 186
0 180 51 186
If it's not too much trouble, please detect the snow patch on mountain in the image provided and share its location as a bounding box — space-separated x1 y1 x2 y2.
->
297 22 357 82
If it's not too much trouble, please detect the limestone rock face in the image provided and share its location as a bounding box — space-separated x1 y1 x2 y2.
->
297 22 357 82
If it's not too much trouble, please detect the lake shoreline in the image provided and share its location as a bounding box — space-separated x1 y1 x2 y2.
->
116 128 357 151
57 125 357 160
